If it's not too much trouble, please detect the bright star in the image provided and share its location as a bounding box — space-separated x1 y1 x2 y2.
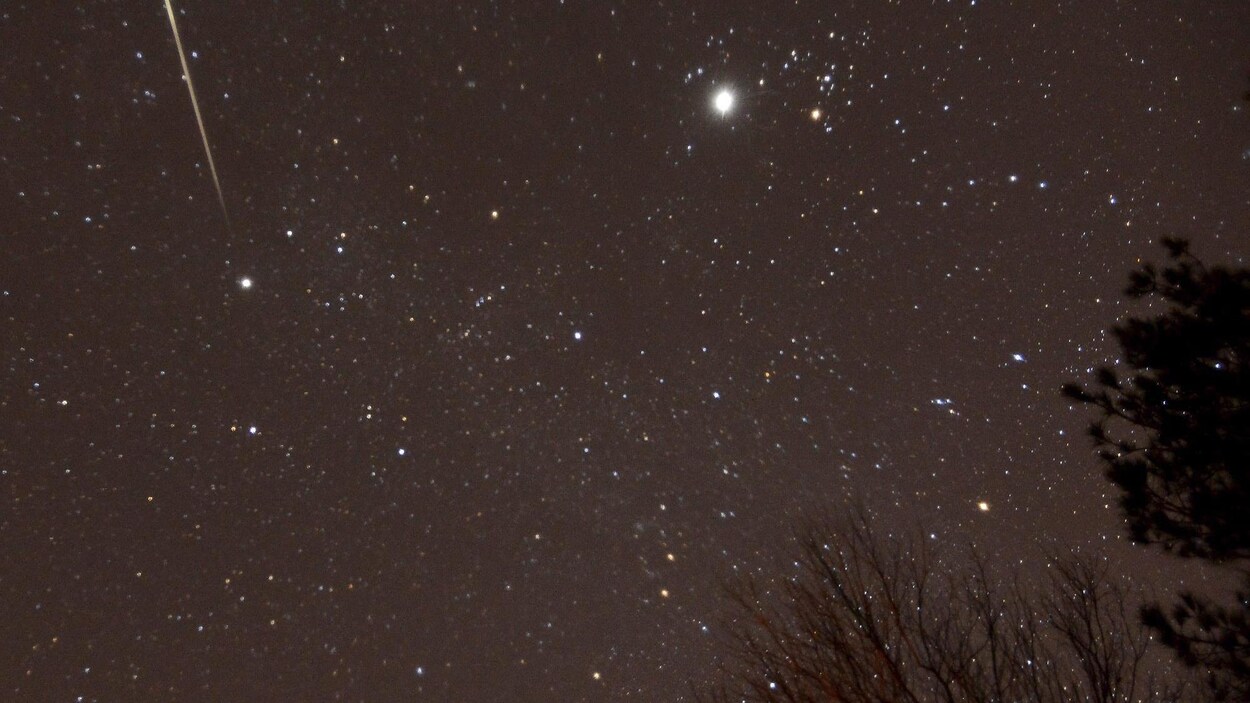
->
713 89 734 115
238 276 253 290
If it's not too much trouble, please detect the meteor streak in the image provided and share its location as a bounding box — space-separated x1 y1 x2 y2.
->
163 0 230 229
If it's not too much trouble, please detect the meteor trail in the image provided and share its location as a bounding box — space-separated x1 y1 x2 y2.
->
163 0 230 230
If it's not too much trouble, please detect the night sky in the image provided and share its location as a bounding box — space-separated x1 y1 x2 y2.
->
4 1 1250 700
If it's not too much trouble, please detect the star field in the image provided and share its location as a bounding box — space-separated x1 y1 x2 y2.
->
3 1 1249 700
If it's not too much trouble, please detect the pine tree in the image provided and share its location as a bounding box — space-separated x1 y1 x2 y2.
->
1063 237 1250 698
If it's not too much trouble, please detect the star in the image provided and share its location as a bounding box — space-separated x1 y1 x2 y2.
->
713 89 734 116
238 276 253 290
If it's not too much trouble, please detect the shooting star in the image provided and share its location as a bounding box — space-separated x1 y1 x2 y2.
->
163 0 231 230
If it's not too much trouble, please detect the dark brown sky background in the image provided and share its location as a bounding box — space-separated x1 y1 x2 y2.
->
3 1 1249 700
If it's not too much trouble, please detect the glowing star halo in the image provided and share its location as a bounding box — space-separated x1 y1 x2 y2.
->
713 88 734 116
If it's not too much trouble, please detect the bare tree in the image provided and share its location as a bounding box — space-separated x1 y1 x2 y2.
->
697 512 1195 702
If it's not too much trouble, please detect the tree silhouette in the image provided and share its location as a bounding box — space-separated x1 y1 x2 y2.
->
696 511 1190 703
1063 237 1250 698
